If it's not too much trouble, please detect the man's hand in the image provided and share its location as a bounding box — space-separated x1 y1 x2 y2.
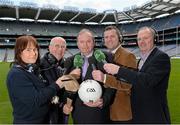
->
63 104 73 115
84 98 103 108
92 70 104 83
70 68 81 79
56 76 64 88
104 63 120 75
56 75 79 91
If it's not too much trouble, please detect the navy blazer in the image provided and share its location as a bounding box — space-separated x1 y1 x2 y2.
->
6 65 60 124
116 47 171 124
64 50 115 124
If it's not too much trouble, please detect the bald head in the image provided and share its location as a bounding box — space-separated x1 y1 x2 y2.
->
138 27 156 39
50 37 66 46
49 37 67 60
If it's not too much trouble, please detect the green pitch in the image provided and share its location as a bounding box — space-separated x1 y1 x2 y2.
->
0 59 180 123
167 59 180 123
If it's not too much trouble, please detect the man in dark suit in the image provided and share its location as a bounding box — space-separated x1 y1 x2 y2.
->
92 26 137 123
64 29 115 124
102 26 171 124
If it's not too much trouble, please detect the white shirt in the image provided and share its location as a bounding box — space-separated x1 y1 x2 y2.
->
110 44 121 54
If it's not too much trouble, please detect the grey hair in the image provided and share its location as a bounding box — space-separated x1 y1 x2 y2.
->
138 26 156 39
77 28 95 41
50 37 67 46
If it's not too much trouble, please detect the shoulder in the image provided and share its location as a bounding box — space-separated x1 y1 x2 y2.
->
65 54 76 62
64 54 77 69
7 66 26 83
101 50 113 57
40 52 49 60
148 48 170 68
101 50 113 63
118 46 135 56
40 52 49 67
8 66 23 76
153 47 170 60
115 47 136 62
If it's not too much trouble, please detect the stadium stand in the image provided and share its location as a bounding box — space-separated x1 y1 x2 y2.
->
0 48 6 62
0 0 179 62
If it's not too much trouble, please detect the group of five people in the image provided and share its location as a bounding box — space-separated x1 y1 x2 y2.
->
6 26 171 124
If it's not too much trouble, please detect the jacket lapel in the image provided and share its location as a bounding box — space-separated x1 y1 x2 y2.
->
140 47 158 71
114 47 122 62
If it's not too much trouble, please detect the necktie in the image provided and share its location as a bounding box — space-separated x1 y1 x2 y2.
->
82 57 88 78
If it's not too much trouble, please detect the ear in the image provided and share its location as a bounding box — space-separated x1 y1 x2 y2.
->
48 45 51 51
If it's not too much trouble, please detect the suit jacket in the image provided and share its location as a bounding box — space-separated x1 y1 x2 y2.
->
105 46 137 121
64 50 115 124
117 47 171 124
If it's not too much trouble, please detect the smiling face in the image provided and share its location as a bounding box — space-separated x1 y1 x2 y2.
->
104 29 120 51
77 30 95 56
49 37 66 61
15 36 39 66
137 27 155 54
21 43 38 64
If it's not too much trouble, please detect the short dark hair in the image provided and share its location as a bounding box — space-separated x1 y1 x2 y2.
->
104 26 123 43
14 35 40 67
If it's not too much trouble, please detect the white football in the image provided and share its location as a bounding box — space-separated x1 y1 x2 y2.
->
78 79 102 103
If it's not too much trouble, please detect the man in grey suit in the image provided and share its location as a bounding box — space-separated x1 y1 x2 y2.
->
103 26 171 124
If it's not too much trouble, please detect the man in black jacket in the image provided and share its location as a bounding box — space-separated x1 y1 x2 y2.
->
40 37 67 124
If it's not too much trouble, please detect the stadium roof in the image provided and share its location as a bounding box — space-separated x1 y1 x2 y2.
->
0 0 180 24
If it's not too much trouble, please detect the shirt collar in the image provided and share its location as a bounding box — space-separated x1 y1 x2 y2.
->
111 44 121 54
140 47 155 61
81 51 93 58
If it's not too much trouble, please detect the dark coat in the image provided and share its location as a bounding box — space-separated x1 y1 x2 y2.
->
40 52 65 123
64 50 116 124
6 65 60 124
40 52 65 85
116 47 171 124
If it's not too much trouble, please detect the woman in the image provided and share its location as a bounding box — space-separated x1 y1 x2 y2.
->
6 36 64 124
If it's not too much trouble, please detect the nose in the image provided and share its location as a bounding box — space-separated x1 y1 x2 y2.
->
32 49 37 56
137 38 145 44
81 42 88 48
105 37 111 41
